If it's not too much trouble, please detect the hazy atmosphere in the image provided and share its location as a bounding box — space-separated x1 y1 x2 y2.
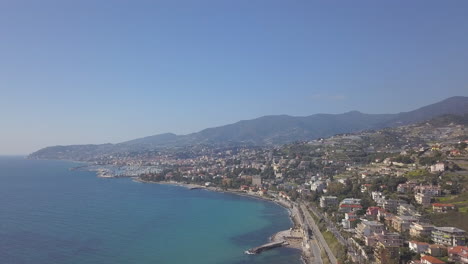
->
3 2 468 264
1 0 468 154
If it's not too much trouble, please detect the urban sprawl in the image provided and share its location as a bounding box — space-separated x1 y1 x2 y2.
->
79 116 468 264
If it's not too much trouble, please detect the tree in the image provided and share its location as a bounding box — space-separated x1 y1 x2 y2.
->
399 247 417 263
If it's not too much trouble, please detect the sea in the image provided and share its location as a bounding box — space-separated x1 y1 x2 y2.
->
0 156 302 264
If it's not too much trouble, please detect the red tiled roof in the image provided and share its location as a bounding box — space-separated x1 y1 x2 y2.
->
421 255 445 264
432 203 455 207
448 246 468 254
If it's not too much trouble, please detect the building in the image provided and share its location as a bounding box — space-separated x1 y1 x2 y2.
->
366 206 381 218
339 198 362 213
409 241 430 253
410 222 435 238
420 255 445 264
367 231 402 247
372 191 385 201
355 220 385 240
341 198 362 205
252 175 262 187
383 199 408 213
342 212 358 229
339 204 362 213
374 240 400 264
428 244 447 257
448 246 468 263
431 163 446 173
311 181 326 192
392 215 418 232
432 203 456 213
372 191 387 207
414 185 442 196
415 193 432 206
377 209 393 222
397 182 417 193
398 204 418 217
319 196 338 208
432 227 466 246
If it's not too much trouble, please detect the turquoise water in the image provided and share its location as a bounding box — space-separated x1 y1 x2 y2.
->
0 157 301 264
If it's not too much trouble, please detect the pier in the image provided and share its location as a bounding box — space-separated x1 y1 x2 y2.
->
189 186 205 190
245 240 287 254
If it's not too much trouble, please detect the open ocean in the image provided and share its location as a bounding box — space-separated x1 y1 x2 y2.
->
0 156 301 264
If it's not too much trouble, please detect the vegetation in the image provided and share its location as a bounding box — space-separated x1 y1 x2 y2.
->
322 230 347 262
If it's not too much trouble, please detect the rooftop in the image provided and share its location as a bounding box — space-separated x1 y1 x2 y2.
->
410 241 429 246
421 255 445 264
432 203 455 207
435 227 466 233
362 220 383 226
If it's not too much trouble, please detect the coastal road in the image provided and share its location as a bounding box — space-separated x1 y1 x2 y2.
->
306 203 347 246
300 203 338 264
291 203 322 264
305 202 362 260
309 238 323 264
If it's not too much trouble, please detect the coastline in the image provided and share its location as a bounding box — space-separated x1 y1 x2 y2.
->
67 161 307 263
39 159 309 263
133 178 292 210
133 178 306 260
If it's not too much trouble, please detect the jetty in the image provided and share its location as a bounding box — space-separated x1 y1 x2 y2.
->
245 240 287 254
189 186 205 190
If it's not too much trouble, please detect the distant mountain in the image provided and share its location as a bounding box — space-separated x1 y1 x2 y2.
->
29 96 468 161
120 133 179 148
183 111 395 145
385 96 468 126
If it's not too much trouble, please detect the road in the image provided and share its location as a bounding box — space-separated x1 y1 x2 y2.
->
288 203 323 264
306 203 347 245
299 203 338 264
309 238 323 264
305 202 363 263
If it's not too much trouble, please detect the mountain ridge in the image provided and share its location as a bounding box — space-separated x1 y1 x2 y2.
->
29 96 468 160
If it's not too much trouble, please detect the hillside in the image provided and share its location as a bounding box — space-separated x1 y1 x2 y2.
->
29 96 468 161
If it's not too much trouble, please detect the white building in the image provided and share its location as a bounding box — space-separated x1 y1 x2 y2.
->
311 181 326 192
431 163 445 173
409 241 429 253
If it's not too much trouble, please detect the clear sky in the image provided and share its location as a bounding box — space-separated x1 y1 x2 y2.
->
1 0 467 155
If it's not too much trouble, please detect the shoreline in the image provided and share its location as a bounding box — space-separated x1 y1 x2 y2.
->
133 178 306 261
133 178 292 210
36 160 309 263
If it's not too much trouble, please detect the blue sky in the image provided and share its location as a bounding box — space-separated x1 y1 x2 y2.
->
1 0 467 154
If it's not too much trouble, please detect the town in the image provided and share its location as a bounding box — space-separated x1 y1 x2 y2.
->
80 115 468 264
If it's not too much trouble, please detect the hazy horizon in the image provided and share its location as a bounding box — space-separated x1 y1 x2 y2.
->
1 0 468 154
